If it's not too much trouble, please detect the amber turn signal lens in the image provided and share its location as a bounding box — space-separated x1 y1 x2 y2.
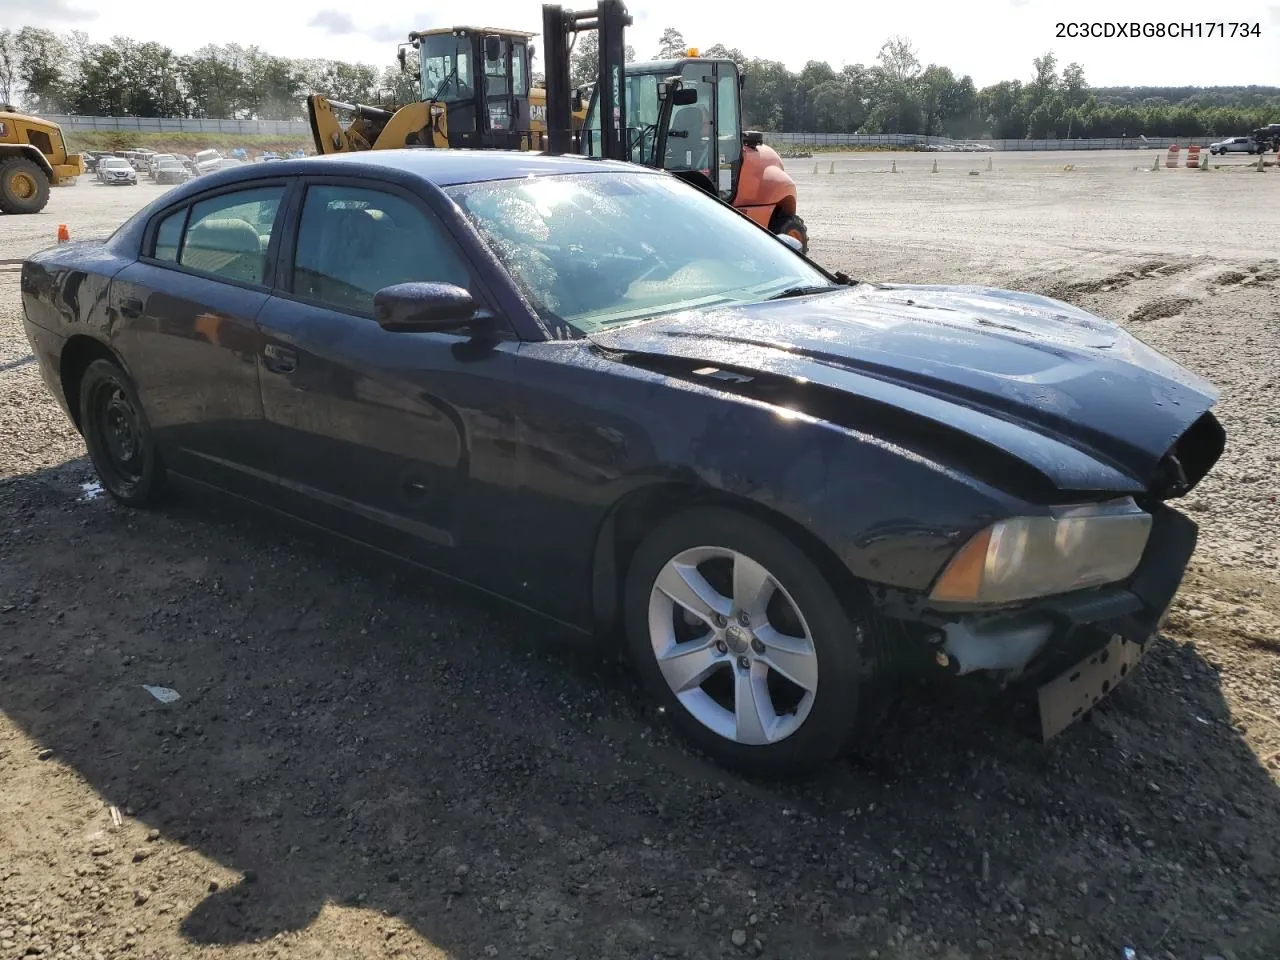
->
930 526 992 603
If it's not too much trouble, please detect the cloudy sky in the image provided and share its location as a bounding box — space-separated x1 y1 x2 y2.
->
3 0 1278 86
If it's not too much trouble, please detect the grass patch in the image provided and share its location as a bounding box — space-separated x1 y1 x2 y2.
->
67 130 313 155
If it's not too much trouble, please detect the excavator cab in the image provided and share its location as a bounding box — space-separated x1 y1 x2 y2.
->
409 26 537 148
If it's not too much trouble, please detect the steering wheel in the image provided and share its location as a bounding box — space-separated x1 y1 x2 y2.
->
630 123 660 162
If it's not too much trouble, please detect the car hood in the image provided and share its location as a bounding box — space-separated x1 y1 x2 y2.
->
589 283 1220 492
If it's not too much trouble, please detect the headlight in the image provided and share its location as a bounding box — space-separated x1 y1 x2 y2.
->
930 499 1152 605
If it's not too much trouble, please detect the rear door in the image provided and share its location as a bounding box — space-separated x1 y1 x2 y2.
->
109 181 292 496
253 176 522 581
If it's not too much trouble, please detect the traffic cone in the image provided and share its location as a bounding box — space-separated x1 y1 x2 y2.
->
891 159 897 173
828 161 834 174
56 224 69 243
813 162 818 174
987 155 993 172
932 159 938 173
1151 154 1160 171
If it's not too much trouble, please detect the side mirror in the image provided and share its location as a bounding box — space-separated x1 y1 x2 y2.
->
397 47 407 72
672 88 698 106
778 234 803 253
374 282 480 333
484 36 502 61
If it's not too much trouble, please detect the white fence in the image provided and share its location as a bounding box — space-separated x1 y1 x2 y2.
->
49 115 310 136
762 132 1222 151
48 115 1226 150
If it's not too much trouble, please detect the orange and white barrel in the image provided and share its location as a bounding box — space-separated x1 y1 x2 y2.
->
1166 145 1180 168
1185 144 1201 168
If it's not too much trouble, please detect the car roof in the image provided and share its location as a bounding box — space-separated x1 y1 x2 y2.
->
177 148 647 191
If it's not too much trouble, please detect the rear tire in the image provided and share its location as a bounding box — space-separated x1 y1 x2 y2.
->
0 156 51 215
79 359 167 507
771 213 809 255
623 506 880 778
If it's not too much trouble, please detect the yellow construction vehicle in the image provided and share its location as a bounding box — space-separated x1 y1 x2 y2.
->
305 4 805 249
307 25 590 156
309 26 550 155
0 105 84 214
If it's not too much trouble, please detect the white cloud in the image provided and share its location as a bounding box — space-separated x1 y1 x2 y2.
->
368 24 406 44
307 9 358 35
0 0 97 22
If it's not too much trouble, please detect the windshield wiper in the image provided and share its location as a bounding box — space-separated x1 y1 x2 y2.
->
765 284 842 301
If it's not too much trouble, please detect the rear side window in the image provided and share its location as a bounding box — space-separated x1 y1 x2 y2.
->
153 208 187 262
178 186 285 286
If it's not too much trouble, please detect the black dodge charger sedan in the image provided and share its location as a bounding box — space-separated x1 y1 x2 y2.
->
20 149 1225 776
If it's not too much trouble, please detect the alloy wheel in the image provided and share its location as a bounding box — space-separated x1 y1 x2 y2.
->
647 546 818 745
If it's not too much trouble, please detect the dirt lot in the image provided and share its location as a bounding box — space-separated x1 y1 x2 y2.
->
2 153 1278 960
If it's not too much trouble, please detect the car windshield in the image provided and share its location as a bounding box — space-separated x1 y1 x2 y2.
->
445 172 833 335
104 159 129 168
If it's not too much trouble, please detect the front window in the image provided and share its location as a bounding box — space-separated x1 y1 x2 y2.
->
585 70 662 163
446 171 831 336
292 185 472 315
420 33 474 102
512 42 528 95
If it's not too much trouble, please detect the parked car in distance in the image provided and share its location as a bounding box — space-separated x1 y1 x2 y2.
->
192 149 223 176
153 157 189 184
18 150 1226 777
128 148 156 171
1209 136 1260 155
96 156 137 184
147 153 177 178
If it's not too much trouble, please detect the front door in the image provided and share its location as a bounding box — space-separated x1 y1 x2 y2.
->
254 179 520 579
660 61 743 202
110 182 288 496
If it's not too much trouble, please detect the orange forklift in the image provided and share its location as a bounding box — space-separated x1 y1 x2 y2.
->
541 0 808 251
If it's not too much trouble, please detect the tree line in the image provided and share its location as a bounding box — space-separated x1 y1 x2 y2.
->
2 25 1276 139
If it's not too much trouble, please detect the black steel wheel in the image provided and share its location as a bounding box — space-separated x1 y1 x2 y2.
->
79 358 166 506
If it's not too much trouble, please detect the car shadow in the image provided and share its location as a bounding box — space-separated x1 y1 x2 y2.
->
2 458 1278 959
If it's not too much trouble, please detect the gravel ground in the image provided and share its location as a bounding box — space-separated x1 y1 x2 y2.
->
1 154 1278 960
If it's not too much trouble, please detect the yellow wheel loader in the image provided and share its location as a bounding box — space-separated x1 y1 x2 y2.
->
0 106 84 215
307 25 590 157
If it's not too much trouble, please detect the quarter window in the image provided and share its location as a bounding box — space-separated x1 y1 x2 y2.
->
153 208 186 262
291 185 472 315
178 186 285 285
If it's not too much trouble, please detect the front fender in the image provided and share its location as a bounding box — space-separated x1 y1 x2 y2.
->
511 341 1023 633
1 143 55 179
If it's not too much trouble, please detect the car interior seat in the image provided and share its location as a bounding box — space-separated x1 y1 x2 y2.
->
182 218 266 285
665 105 711 171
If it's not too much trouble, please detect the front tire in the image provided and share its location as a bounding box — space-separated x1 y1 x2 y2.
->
623 506 877 778
79 359 167 507
0 156 51 214
770 213 809 255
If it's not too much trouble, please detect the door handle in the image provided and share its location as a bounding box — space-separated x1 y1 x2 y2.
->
262 343 297 374
120 297 143 319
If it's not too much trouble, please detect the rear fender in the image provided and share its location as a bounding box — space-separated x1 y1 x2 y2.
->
734 143 797 218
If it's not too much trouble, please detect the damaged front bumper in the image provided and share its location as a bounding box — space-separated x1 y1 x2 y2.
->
909 503 1197 738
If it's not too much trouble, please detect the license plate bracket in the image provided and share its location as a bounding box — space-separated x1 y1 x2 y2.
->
1037 633 1147 740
